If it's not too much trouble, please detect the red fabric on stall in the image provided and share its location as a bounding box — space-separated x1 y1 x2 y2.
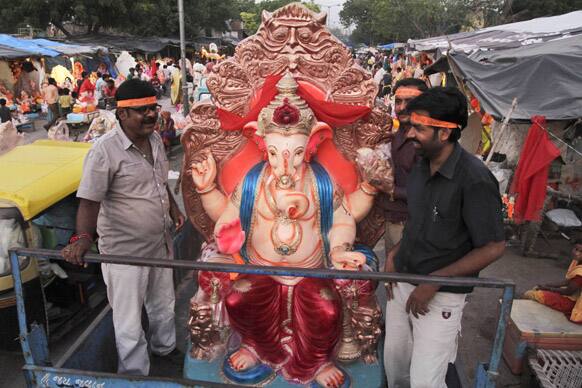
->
510 116 561 223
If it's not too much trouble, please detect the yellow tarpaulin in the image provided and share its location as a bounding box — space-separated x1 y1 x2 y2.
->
0 140 91 220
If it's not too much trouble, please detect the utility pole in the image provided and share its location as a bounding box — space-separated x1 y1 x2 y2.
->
178 0 189 116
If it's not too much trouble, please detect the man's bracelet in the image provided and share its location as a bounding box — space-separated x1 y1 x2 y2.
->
69 233 93 244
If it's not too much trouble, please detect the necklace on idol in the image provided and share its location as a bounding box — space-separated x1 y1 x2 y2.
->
264 165 309 256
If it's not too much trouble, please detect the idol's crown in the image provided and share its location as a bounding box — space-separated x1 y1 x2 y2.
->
257 73 315 137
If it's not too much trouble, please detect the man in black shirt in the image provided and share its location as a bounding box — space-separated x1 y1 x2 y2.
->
383 87 505 388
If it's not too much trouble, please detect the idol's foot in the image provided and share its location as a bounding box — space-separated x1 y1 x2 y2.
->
315 364 345 388
228 347 259 371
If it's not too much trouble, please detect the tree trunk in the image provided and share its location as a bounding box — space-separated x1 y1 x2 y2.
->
51 20 72 37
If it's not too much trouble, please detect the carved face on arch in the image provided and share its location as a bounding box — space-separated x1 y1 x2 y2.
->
260 8 328 55
264 132 308 186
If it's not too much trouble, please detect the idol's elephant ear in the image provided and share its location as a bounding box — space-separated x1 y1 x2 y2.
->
305 122 332 162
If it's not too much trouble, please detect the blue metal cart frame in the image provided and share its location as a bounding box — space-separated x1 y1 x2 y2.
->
10 248 514 388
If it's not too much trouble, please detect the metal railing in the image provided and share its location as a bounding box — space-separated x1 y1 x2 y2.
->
10 248 514 387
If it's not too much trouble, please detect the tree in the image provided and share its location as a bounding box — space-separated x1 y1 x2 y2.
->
237 0 321 36
340 0 582 45
0 0 238 38
503 0 582 22
341 0 479 45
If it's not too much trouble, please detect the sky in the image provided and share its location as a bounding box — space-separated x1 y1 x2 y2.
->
313 0 347 29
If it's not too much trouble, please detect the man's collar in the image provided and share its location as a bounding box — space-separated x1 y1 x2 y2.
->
437 143 462 180
114 124 133 150
393 126 409 150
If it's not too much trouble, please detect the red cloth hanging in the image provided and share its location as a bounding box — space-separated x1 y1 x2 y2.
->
216 74 371 131
510 116 561 223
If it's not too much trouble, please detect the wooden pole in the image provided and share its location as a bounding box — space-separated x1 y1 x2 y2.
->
485 98 518 166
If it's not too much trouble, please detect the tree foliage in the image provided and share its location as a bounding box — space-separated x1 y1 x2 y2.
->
237 0 321 36
0 0 238 38
340 0 582 45
504 0 582 22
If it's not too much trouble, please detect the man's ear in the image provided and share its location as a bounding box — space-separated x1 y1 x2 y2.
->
439 127 452 142
305 122 332 162
117 108 129 120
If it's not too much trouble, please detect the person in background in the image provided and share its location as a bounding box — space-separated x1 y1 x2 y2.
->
525 242 582 324
127 68 136 80
102 79 117 109
0 98 11 123
59 88 72 117
43 78 60 130
150 73 162 98
157 111 176 153
381 78 428 256
95 72 104 100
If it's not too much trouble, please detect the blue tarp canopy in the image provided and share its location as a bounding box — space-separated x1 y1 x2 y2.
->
0 34 60 56
0 44 35 59
0 35 102 58
377 43 404 50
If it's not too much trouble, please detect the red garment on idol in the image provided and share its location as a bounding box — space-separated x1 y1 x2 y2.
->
224 275 341 384
78 78 95 95
216 74 371 131
510 116 560 223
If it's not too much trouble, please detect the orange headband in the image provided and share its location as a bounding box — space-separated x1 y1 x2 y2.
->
395 87 423 99
411 112 459 129
116 96 157 108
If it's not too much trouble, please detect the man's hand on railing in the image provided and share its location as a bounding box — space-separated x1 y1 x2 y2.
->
61 238 92 267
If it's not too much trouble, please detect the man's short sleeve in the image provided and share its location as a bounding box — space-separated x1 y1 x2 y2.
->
77 146 111 202
462 177 505 248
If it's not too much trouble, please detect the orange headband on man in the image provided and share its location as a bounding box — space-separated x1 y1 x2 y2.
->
395 87 423 99
116 96 157 108
411 112 459 129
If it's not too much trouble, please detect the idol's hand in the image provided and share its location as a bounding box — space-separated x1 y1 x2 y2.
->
215 218 246 254
331 250 366 271
191 150 217 191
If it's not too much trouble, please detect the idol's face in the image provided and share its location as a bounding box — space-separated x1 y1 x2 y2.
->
264 132 308 186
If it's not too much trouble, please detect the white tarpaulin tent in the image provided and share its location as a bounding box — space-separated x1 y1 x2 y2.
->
408 11 582 53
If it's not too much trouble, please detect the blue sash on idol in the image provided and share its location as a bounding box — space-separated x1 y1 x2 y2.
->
238 161 378 271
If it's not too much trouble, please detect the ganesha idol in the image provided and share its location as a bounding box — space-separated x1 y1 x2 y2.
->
182 3 393 387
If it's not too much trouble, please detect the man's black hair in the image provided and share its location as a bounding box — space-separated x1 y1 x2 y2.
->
60 87 70 95
115 79 156 102
115 79 156 122
103 73 110 79
81 71 88 78
0 98 6 106
48 77 57 85
393 78 428 94
96 71 102 77
406 86 468 143
106 79 115 86
129 67 135 72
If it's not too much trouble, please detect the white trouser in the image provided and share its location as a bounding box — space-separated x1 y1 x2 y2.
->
102 263 176 375
384 282 466 388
